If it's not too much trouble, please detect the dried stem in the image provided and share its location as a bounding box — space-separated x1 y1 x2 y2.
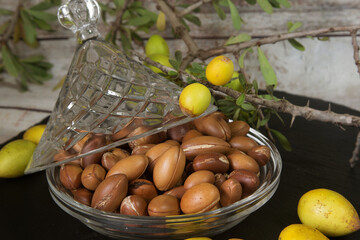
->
350 131 360 167
351 30 360 75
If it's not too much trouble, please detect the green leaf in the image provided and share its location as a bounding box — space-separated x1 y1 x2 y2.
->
233 108 241 121
175 51 182 63
241 102 256 111
0 20 10 35
257 47 277 87
268 0 280 8
245 0 257 5
179 18 190 32
21 55 45 63
135 8 158 21
168 70 178 76
32 18 53 31
317 36 329 41
225 34 251 46
288 39 305 51
236 94 245 106
20 10 37 45
227 0 243 30
287 21 302 33
0 8 13 16
257 0 273 14
238 47 253 68
26 9 57 21
30 2 55 11
169 59 180 70
126 16 152 26
183 14 201 27
276 0 291 8
270 129 292 151
252 80 258 95
212 1 226 20
120 33 132 54
114 0 125 9
1 45 19 77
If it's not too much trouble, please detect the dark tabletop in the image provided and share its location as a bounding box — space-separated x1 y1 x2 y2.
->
1 91 360 240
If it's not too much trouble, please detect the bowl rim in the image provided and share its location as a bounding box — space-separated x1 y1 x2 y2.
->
46 127 282 222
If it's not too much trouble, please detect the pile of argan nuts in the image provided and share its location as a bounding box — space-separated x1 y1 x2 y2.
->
58 111 271 217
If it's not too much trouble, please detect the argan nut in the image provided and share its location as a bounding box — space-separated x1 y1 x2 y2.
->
227 152 260 174
229 169 260 196
120 195 148 216
184 170 215 190
214 173 227 189
59 163 83 190
145 142 175 172
101 152 120 171
180 183 220 214
219 178 242 207
229 121 250 137
229 136 258 153
72 134 90 153
71 188 93 206
91 174 128 212
106 155 149 182
247 145 271 166
194 114 231 141
80 134 106 168
182 129 203 143
153 145 186 191
128 126 166 149
128 179 158 203
167 122 194 142
112 148 130 159
181 136 231 160
192 152 229 173
163 185 186 200
54 150 77 162
131 144 155 155
148 195 180 217
81 164 106 191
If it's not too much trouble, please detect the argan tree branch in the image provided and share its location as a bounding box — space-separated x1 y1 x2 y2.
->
351 30 360 74
177 0 211 17
112 0 132 31
350 131 360 167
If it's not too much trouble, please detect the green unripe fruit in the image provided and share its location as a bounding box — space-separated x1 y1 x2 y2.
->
148 54 172 74
145 34 170 57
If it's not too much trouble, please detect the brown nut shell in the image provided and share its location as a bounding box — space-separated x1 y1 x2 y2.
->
163 185 186 200
71 188 93 206
59 163 83 190
184 170 215 190
91 174 128 212
229 121 250 137
80 134 106 168
181 136 231 160
180 183 220 214
192 152 229 173
219 178 242 207
128 179 158 203
229 136 258 154
101 152 120 171
182 129 203 143
167 122 194 142
112 148 130 159
106 155 149 182
81 164 106 191
228 169 260 196
120 195 148 216
153 145 186 191
128 126 166 149
148 195 180 217
145 142 174 172
131 144 155 155
227 152 260 174
247 145 271 166
214 173 227 189
194 114 231 141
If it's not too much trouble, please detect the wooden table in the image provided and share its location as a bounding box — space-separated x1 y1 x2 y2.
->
0 91 359 240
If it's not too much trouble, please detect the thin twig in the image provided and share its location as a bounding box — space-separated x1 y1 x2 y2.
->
351 30 360 75
197 25 360 60
177 0 211 17
350 131 360 167
0 0 23 44
113 0 132 30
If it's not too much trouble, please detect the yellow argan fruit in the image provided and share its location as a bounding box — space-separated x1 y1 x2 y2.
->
147 54 172 74
298 188 360 237
185 238 212 240
206 56 234 86
279 224 329 240
145 34 169 57
23 124 46 144
179 83 211 117
156 11 166 31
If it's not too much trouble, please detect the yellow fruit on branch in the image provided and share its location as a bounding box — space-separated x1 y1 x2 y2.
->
147 54 172 74
23 124 46 144
297 188 360 237
206 56 234 86
179 83 211 117
145 34 170 57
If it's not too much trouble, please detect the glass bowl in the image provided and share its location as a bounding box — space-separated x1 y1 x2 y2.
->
46 128 282 239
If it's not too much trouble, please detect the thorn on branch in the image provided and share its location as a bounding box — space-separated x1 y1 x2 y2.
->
290 115 296 128
349 130 360 168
